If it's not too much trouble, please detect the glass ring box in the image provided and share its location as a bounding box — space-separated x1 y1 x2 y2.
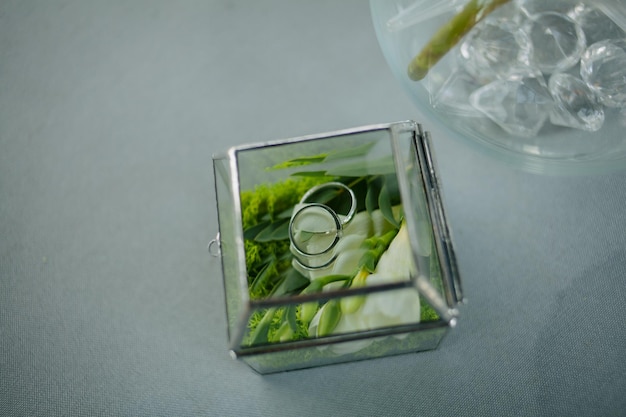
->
212 121 462 373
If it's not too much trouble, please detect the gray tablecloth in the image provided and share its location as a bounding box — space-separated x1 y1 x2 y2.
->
2 1 625 416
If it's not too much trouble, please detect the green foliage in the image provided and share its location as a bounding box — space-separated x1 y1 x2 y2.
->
378 180 399 228
241 176 333 299
420 235 445 322
245 305 312 346
239 141 442 348
420 297 441 322
270 155 328 169
241 176 332 230
360 228 399 274
271 141 377 171
317 300 342 337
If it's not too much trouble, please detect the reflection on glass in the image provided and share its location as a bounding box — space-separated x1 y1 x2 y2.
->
214 122 461 373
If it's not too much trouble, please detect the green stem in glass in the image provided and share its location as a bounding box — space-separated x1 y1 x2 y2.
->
407 0 511 81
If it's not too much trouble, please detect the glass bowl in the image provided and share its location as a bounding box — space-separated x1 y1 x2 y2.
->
370 0 626 175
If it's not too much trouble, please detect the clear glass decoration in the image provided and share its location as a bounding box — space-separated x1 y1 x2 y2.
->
370 0 626 175
211 121 462 373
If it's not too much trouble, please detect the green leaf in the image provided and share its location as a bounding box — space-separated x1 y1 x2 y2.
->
383 173 401 205
248 307 277 346
269 220 290 240
365 177 382 214
278 248 295 261
272 320 294 343
290 171 330 178
344 177 368 213
317 300 341 337
243 221 271 240
379 181 399 228
301 279 324 295
360 251 378 273
326 156 396 177
250 258 277 295
299 301 318 324
254 218 290 242
273 141 377 173
260 206 293 222
271 268 310 297
317 274 352 287
274 207 294 220
340 270 368 314
270 155 328 170
286 305 298 332
299 274 350 296
324 141 377 162
309 187 341 205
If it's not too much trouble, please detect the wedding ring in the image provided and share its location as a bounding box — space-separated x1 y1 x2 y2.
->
289 203 342 257
288 182 358 270
299 182 357 225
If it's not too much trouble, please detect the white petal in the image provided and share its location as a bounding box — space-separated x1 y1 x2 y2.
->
335 233 366 252
334 307 367 333
361 289 421 328
331 248 367 277
342 210 373 237
328 313 373 355
372 222 416 281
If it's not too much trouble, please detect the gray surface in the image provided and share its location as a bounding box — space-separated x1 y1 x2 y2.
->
1 1 626 416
